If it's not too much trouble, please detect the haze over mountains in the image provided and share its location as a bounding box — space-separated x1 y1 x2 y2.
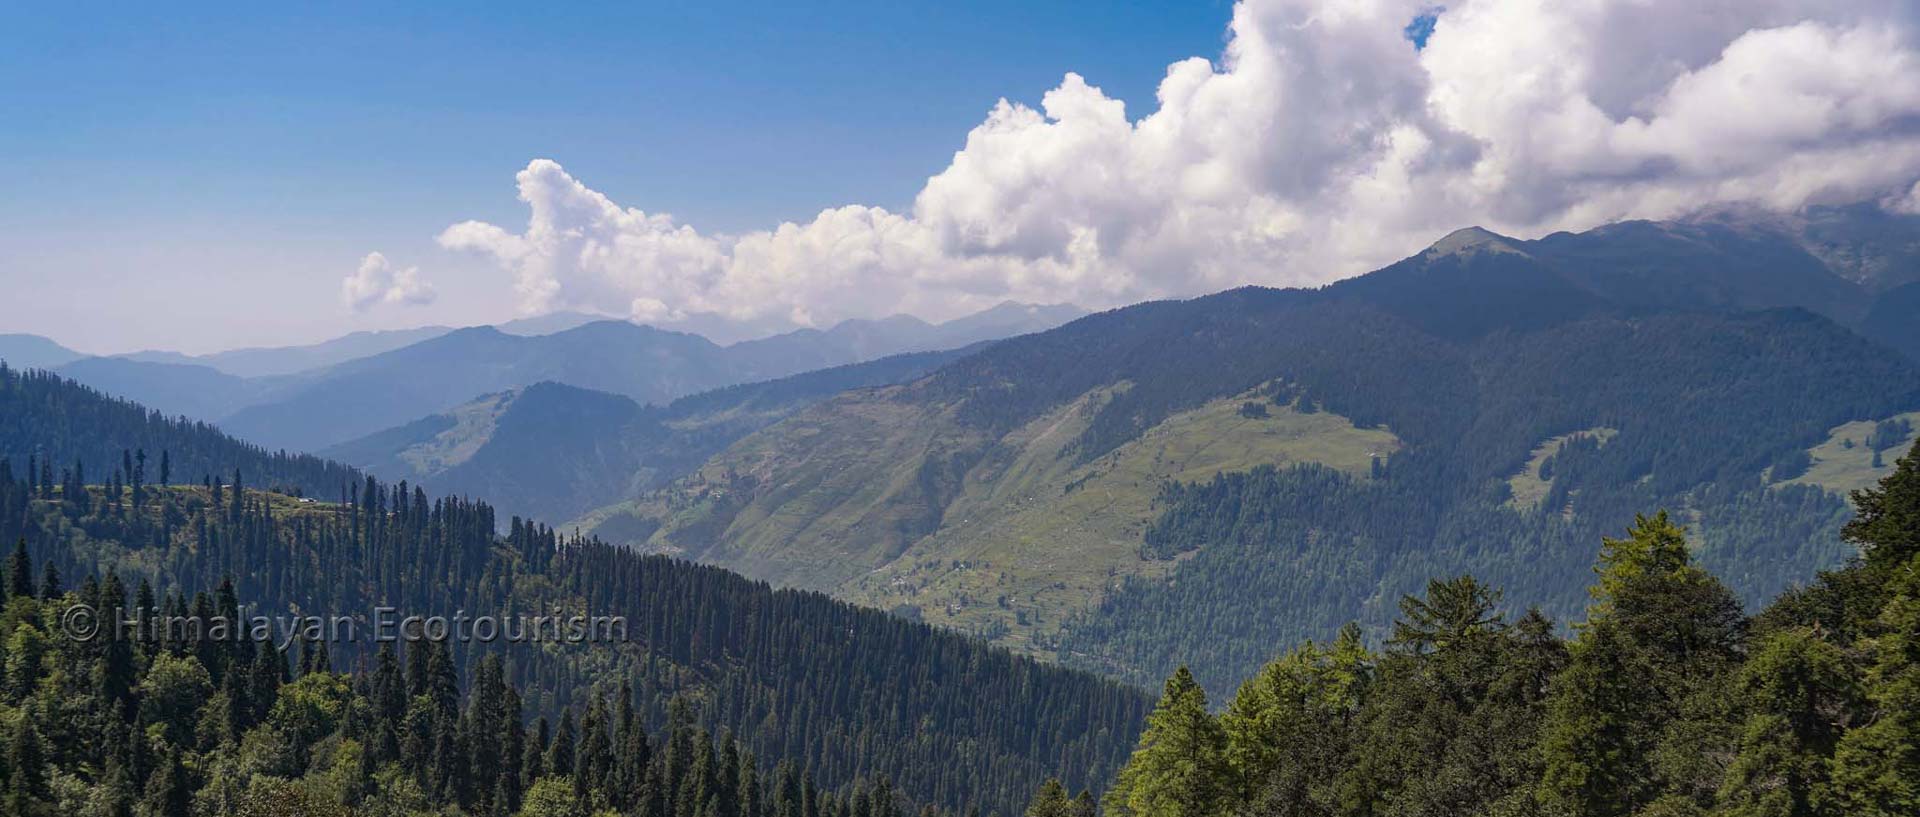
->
321 346 986 525
0 302 1085 454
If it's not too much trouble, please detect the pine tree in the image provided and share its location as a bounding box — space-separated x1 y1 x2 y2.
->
425 640 459 716
1023 779 1071 817
1844 447 1920 576
37 560 60 600
1219 627 1370 813
1388 575 1503 655
1104 667 1230 817
1716 628 1856 817
140 745 190 817
500 685 527 814
524 717 551 786
5 710 45 815
8 539 33 600
1539 619 1657 817
548 709 577 780
97 572 138 719
1828 595 1920 816
247 642 287 727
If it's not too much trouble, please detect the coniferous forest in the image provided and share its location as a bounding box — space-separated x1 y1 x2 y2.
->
7 299 1920 817
11 2 1920 815
0 369 1149 816
1068 449 1920 817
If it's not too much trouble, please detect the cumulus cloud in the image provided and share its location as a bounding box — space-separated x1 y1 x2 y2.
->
438 0 1920 331
342 252 436 311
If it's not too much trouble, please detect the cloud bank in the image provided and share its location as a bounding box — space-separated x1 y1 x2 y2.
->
438 0 1920 331
342 252 436 311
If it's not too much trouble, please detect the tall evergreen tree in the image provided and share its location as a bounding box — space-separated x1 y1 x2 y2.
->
6 538 30 600
1716 628 1856 817
1104 667 1230 817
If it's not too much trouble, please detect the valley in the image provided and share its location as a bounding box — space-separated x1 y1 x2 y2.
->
13 5 1920 814
574 216 1920 696
5 209 1920 817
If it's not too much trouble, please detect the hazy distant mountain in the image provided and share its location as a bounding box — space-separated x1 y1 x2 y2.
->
39 302 1084 445
726 302 1087 373
1861 281 1920 363
1735 202 1920 292
494 310 617 336
118 325 457 378
0 334 85 370
322 346 975 524
216 303 1084 452
930 301 1090 345
219 322 719 452
108 313 608 378
54 357 268 421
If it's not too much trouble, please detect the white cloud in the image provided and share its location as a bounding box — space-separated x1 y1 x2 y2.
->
342 252 436 312
437 0 1920 331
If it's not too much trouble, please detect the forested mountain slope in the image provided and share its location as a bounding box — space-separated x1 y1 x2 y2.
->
1076 451 1920 817
587 220 1920 696
0 364 356 498
324 347 976 524
0 369 1149 814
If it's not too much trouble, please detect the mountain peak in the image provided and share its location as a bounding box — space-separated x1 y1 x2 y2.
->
1425 226 1527 259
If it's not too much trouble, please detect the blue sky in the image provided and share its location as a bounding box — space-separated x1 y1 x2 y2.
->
2 1 1231 353
7 1 1918 356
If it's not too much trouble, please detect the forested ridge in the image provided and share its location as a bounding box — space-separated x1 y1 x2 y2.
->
1052 303 1920 695
0 370 1151 815
622 264 1919 694
1042 448 1920 817
0 364 357 499
593 218 1920 684
0 544 988 817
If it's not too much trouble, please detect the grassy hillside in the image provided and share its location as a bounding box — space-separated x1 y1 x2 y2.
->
846 390 1397 649
582 220 1920 695
591 385 1396 641
1782 410 1920 495
1504 427 1617 511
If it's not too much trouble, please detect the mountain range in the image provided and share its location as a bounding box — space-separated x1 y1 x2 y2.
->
6 207 1919 701
574 212 1920 696
6 205 1920 811
320 346 985 525
0 302 1085 454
